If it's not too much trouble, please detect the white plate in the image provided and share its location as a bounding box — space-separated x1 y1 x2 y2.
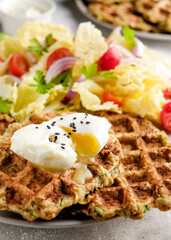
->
75 0 171 41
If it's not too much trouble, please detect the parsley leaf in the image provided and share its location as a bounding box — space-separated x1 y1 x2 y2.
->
29 70 54 94
0 32 5 41
0 97 13 113
98 71 118 80
52 70 72 89
122 26 136 49
81 64 98 79
62 70 72 88
45 34 56 48
27 34 56 57
27 39 47 57
80 63 117 80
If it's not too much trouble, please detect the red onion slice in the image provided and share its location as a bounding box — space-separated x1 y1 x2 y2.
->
9 73 22 85
131 38 144 58
61 74 86 105
45 56 78 83
115 45 134 58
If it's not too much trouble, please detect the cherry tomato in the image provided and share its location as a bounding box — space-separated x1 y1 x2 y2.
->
98 46 121 71
9 53 29 77
47 48 72 69
163 88 171 99
0 57 4 63
161 101 171 131
103 91 122 107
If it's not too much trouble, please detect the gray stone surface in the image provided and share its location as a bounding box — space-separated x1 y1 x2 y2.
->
0 209 170 240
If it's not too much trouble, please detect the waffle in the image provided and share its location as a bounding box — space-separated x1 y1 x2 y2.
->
85 0 171 33
85 0 133 4
135 0 171 33
0 111 121 221
88 2 154 32
0 114 15 136
75 112 171 220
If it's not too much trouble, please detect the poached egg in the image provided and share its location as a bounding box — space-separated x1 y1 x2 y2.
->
10 113 111 172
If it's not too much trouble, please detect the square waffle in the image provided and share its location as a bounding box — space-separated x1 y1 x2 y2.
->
0 111 121 221
135 0 171 33
76 112 171 220
87 2 154 32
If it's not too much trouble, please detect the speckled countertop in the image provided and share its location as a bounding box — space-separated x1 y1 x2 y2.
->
0 209 170 240
0 0 171 239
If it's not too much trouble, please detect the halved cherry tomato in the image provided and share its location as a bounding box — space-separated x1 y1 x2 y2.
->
103 91 122 107
47 48 72 69
163 88 171 99
161 101 171 131
0 57 4 63
9 53 29 77
98 46 121 71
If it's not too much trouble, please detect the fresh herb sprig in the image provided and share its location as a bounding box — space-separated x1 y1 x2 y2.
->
122 26 136 49
27 34 57 57
29 71 55 94
80 63 118 80
29 70 72 94
0 97 13 113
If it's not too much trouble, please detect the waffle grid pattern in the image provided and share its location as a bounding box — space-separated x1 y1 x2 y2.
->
0 112 121 221
83 113 171 220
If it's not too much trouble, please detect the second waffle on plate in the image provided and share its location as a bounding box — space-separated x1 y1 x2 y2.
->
70 112 171 220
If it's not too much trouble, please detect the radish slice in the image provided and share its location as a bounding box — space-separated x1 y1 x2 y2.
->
61 74 86 105
45 56 78 83
9 73 22 85
131 38 144 58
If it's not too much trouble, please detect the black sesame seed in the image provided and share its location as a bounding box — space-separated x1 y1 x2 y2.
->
70 122 75 127
80 121 83 124
61 146 65 149
73 126 76 129
73 117 77 120
60 117 63 120
68 132 71 135
54 136 58 142
61 143 65 146
86 121 90 124
67 135 70 138
35 127 38 129
47 125 50 129
63 133 67 136
51 121 56 126
55 132 60 135
72 130 76 132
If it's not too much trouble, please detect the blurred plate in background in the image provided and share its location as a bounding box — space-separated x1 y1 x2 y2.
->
75 0 171 41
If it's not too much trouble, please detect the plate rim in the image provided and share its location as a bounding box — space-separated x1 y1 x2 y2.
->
0 210 101 229
75 0 171 41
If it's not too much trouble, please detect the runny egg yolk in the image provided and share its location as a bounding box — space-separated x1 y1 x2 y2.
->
62 127 100 157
